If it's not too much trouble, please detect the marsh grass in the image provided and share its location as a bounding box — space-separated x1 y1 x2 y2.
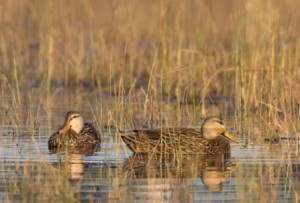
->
235 141 300 202
1 0 300 202
1 1 299 125
7 162 77 202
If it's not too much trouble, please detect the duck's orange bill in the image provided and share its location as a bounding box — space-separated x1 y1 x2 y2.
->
223 131 239 143
59 122 71 134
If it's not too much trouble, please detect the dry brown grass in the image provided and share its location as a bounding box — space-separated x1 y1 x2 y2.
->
0 1 300 145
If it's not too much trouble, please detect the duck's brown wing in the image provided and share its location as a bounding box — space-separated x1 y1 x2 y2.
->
120 128 202 154
132 129 161 140
133 128 201 140
48 131 61 149
79 123 101 145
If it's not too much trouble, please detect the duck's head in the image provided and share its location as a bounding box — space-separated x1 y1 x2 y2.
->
201 117 238 143
59 111 84 134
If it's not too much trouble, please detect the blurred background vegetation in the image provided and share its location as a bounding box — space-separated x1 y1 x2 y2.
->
1 0 300 131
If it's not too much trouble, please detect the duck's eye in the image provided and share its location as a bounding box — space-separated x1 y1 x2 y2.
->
70 115 79 121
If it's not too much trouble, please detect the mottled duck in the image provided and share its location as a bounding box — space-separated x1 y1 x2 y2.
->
48 111 101 151
120 117 238 154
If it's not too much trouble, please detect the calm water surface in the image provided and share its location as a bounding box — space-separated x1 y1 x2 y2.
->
0 117 299 202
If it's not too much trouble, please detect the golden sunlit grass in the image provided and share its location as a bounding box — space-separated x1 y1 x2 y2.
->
1 0 300 202
1 0 300 126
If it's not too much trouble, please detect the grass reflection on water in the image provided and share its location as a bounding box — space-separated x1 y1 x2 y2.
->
0 127 300 202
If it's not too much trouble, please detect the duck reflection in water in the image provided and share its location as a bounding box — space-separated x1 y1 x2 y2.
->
60 152 84 180
51 144 100 180
122 154 235 192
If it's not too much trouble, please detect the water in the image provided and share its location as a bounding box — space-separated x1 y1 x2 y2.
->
0 100 300 202
0 125 299 203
